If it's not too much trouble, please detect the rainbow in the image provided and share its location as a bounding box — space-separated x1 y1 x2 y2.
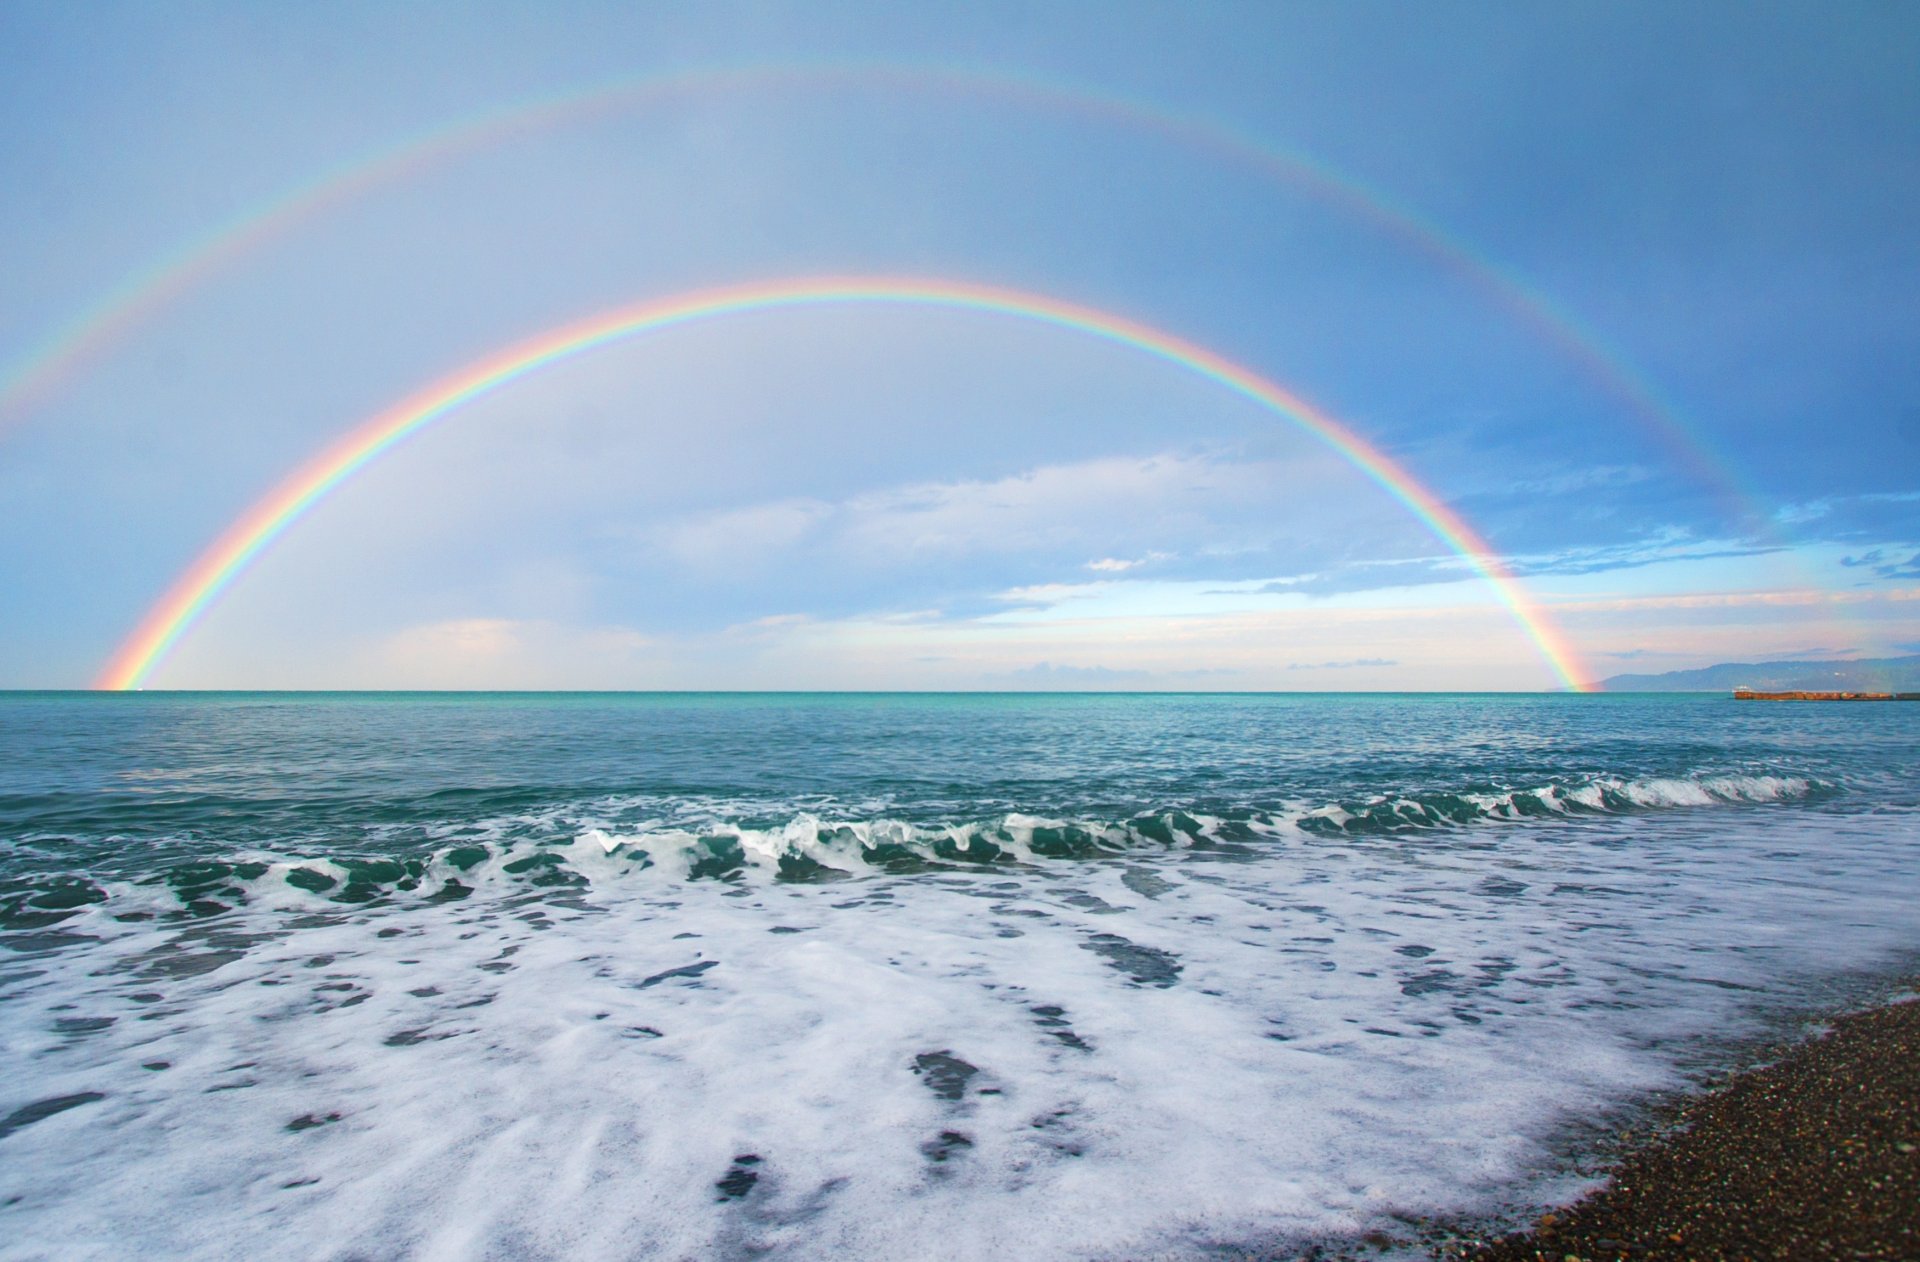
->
95 277 1592 692
0 62 1766 533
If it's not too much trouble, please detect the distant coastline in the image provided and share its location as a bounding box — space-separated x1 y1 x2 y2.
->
1595 653 1920 694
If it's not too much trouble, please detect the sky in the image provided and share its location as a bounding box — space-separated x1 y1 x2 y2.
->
1 0 1916 690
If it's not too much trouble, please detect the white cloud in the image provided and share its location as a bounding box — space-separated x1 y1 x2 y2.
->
1086 551 1174 573
655 499 835 571
640 449 1368 577
360 618 658 689
1558 585 1920 613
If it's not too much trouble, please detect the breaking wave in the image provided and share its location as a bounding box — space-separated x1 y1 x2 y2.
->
0 771 1831 926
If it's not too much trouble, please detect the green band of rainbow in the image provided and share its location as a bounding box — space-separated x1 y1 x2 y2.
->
95 277 1591 691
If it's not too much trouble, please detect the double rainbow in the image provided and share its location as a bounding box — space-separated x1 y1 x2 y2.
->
95 277 1592 692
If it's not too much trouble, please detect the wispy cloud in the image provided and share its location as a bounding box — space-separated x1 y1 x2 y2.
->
1488 464 1655 498
1006 662 1242 687
1512 536 1783 578
1224 532 1797 602
651 452 1265 575
1759 646 1859 660
1011 662 1150 682
1086 551 1174 573
1848 549 1920 580
1245 558 1460 598
992 580 1116 609
655 500 835 571
367 619 657 688
727 612 813 634
1778 490 1920 527
1556 586 1920 613
1286 657 1397 670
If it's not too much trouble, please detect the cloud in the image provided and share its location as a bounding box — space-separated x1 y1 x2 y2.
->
635 447 1411 594
1513 538 1783 578
164 580 1579 691
1556 585 1920 613
1759 646 1858 660
1764 494 1920 552
1218 531 1790 602
385 618 524 661
655 499 835 570
1497 464 1655 497
1286 657 1397 670
1086 551 1174 573
1775 499 1834 526
1218 529 1899 604
1011 662 1150 682
1005 662 1243 687
831 452 1261 562
1780 491 1920 527
1246 558 1461 598
366 618 656 688
992 580 1116 608
1870 551 1920 580
1836 546 1920 581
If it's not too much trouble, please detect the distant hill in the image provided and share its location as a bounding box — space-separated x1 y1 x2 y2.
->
1597 654 1920 693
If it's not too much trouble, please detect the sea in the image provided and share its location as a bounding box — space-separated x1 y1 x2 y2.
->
1 691 1916 1260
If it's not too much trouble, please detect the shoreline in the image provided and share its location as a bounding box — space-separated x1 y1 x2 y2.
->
1428 985 1920 1261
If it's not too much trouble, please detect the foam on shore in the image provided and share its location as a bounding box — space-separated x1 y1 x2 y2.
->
2 797 1916 1259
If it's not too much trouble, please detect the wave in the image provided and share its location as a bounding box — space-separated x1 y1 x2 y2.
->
1298 772 1823 835
0 771 1831 928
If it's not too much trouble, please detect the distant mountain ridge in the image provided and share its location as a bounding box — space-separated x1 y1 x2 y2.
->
1597 654 1920 693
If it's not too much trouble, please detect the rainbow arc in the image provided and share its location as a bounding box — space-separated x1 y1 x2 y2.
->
95 276 1592 692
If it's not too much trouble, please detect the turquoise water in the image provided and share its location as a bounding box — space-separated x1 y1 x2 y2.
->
2 693 1917 1258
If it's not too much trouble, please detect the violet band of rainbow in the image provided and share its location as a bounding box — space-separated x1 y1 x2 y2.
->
95 276 1592 692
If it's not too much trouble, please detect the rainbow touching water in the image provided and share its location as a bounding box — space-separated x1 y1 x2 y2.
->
95 276 1592 692
1 61 1765 534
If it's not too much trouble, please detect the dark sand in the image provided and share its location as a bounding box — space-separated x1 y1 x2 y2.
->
1444 991 1920 1261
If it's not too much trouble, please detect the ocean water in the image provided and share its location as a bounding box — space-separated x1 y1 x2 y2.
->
1 692 1916 1260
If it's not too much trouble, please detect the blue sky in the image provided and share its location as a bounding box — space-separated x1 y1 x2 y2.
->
1 1 1915 688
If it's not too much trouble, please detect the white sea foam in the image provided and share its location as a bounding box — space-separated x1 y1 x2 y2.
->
1 802 1915 1260
535 773 1834 884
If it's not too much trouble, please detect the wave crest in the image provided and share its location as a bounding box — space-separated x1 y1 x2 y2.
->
0 771 1831 927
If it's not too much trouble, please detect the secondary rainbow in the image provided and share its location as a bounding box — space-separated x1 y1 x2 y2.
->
95 277 1593 692
0 62 1764 531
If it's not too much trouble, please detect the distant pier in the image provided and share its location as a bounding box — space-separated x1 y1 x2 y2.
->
1733 688 1920 702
